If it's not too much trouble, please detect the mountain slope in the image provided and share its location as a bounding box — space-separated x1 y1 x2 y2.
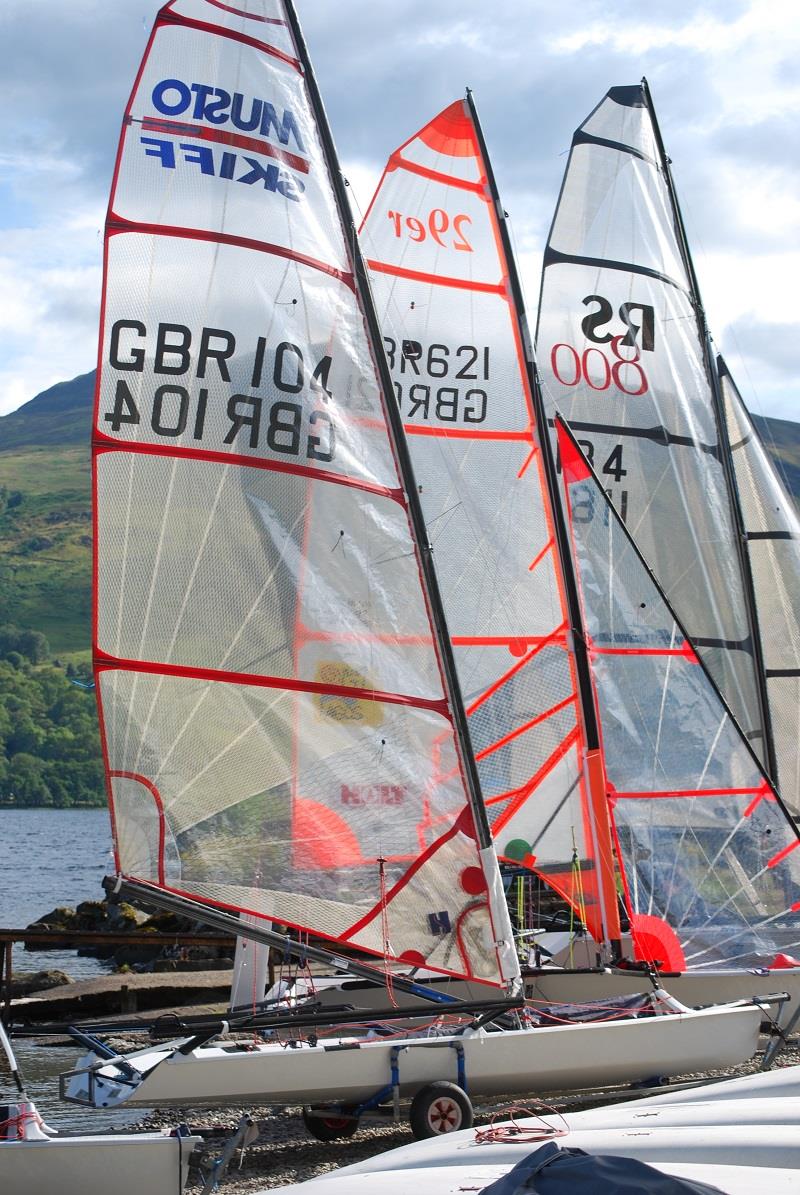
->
0 369 797 656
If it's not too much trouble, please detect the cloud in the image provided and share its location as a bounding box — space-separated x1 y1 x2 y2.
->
0 0 795 422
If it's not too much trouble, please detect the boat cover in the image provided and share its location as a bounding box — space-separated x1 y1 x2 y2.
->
479 1141 726 1194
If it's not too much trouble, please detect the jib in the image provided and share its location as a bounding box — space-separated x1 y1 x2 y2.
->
581 295 655 352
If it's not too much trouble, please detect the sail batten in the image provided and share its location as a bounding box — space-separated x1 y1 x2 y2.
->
93 0 517 989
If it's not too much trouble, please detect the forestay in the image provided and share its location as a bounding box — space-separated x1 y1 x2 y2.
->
557 420 800 970
361 99 616 945
536 83 766 768
718 357 800 816
92 0 516 988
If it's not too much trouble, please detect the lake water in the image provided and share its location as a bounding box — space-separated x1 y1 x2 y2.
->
0 808 149 1130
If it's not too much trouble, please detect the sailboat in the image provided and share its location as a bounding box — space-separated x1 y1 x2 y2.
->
0 1021 199 1195
354 86 800 1023
536 79 797 819
60 13 768 1136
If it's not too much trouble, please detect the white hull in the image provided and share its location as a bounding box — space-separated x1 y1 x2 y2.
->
0 1131 199 1195
272 1068 800 1192
66 1000 761 1110
275 1159 800 1194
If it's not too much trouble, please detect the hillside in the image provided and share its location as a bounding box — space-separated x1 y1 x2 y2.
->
0 368 797 658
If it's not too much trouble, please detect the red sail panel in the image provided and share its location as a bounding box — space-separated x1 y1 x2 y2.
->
361 100 608 942
92 2 514 987
556 420 800 971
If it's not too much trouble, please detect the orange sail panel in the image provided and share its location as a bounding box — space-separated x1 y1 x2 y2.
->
361 100 610 943
92 2 515 988
556 419 800 971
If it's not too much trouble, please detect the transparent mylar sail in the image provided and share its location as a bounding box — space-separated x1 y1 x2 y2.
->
718 357 800 816
557 420 800 970
537 83 766 766
361 100 612 942
92 0 515 987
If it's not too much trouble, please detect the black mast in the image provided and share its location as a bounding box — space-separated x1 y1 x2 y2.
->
465 90 622 954
641 77 779 793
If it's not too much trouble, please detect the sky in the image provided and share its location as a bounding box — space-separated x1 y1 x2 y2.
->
0 0 798 422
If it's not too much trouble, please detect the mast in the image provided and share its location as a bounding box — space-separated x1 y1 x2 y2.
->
641 77 778 791
466 90 622 954
282 4 497 861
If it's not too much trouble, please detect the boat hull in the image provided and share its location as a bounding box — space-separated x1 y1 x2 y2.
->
67 1001 761 1109
0 1132 199 1195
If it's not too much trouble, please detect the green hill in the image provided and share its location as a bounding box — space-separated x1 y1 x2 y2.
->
0 368 797 658
0 370 95 654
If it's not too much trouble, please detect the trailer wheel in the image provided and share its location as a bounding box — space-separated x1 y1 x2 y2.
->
409 1082 473 1139
301 1106 360 1141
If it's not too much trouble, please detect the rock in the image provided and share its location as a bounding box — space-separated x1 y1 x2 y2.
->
9 969 73 997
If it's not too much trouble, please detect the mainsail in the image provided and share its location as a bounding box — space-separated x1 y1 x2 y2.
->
557 418 800 970
92 0 517 988
361 97 621 950
536 81 770 779
717 356 800 815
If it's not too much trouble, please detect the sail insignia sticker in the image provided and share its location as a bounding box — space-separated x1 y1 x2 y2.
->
136 77 309 200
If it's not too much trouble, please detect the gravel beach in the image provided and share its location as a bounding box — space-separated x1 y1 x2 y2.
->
129 1042 800 1193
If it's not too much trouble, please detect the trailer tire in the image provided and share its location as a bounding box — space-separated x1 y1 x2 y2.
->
301 1106 360 1141
409 1082 473 1139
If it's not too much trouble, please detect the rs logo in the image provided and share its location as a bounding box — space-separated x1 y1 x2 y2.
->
550 294 655 396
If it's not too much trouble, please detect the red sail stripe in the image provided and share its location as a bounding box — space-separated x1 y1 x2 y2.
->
202 0 288 23
93 440 400 502
475 695 577 761
159 5 300 70
404 425 534 442
528 537 554 573
340 820 463 942
611 786 766 800
366 257 505 296
94 655 450 715
108 220 354 287
390 152 488 196
767 840 800 869
139 116 310 174
464 623 570 716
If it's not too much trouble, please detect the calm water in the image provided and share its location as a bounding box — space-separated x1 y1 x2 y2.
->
0 808 149 1130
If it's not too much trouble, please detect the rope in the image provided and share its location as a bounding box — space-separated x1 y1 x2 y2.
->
0 1105 47 1140
378 857 398 1009
474 1102 569 1145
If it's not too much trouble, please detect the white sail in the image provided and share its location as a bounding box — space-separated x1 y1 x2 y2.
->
557 419 800 970
718 356 800 815
92 0 516 988
536 83 767 768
